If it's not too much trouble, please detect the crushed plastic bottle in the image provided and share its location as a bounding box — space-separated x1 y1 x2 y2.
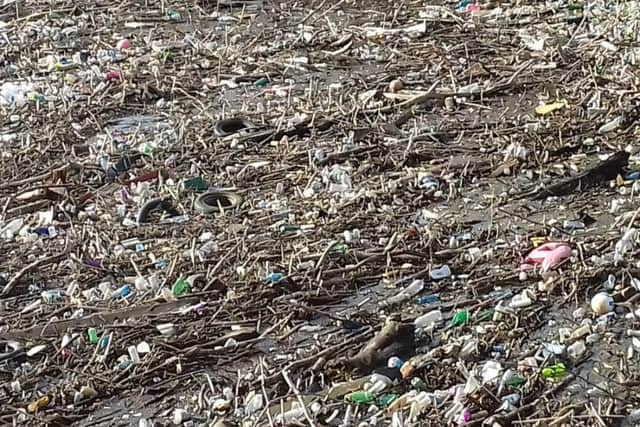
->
327 166 352 193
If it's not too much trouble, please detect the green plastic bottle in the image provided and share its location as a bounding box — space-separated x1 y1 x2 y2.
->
333 243 348 255
347 391 374 404
87 328 98 345
254 77 269 88
506 375 526 387
377 394 398 407
450 310 470 327
475 309 494 322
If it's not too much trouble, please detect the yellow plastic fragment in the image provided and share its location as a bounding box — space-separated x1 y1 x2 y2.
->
531 237 546 247
27 396 49 413
535 101 565 115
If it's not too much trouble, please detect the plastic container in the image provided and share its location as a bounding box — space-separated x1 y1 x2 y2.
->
41 290 63 303
509 290 535 309
430 265 451 280
567 340 586 360
128 345 141 364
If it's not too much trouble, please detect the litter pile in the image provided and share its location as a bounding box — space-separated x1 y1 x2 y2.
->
3 0 640 426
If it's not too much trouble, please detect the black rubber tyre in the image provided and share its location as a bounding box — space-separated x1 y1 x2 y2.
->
213 118 257 137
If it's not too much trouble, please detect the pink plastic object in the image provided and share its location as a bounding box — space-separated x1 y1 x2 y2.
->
105 71 123 81
116 39 131 50
521 242 571 272
457 408 472 425
466 4 481 12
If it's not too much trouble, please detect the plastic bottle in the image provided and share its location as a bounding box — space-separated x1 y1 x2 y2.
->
265 272 284 284
347 391 375 404
368 373 393 393
0 218 24 240
377 394 399 408
326 377 369 399
417 294 439 305
386 279 424 305
388 356 403 369
598 116 623 134
173 409 190 424
245 394 264 416
414 310 443 329
274 406 304 424
114 285 131 299
409 391 433 419
157 323 176 337
614 228 636 265
128 346 141 364
460 338 478 358
87 328 99 344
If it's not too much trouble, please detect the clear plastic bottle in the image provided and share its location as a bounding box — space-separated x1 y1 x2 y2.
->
385 279 424 305
409 391 434 420
414 310 443 329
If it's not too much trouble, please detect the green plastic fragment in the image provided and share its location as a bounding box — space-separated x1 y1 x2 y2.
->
172 278 190 297
87 327 99 344
450 310 470 327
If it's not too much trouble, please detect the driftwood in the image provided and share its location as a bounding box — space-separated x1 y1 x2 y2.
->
531 151 630 200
